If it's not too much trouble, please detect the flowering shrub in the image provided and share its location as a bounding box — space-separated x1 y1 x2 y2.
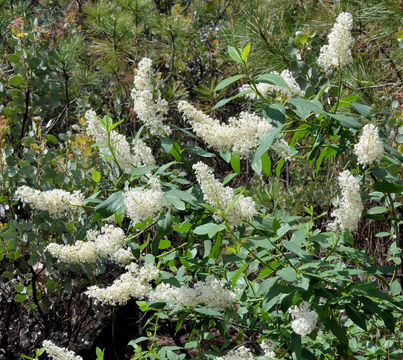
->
1 4 402 360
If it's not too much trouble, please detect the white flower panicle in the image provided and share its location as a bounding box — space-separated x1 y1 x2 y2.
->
178 100 270 157
131 58 171 136
193 162 257 226
149 275 236 311
260 339 276 359
239 69 303 99
42 340 83 360
84 109 155 173
124 178 168 224
46 240 98 263
329 170 364 231
289 301 317 336
215 346 254 360
318 12 354 69
354 124 384 166
86 263 159 306
271 139 294 160
16 186 84 219
46 225 130 264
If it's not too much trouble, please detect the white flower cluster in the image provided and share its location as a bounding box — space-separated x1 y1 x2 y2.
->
215 346 254 360
240 69 303 99
317 12 354 69
131 58 171 136
42 340 83 360
15 186 84 219
289 301 317 336
84 110 155 174
46 225 133 264
354 124 384 166
271 139 294 161
329 170 364 231
193 162 257 226
86 262 159 306
148 275 236 311
124 178 168 224
178 100 270 157
260 339 276 359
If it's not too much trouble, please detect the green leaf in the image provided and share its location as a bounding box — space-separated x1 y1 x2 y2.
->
257 276 279 296
15 294 26 303
219 149 231 163
352 102 375 119
164 189 197 210
194 306 222 317
228 45 243 63
215 74 245 92
45 134 58 144
194 223 226 238
232 263 249 287
373 182 403 194
277 266 297 282
222 173 237 185
256 73 290 89
92 170 101 183
345 304 367 330
9 75 24 87
94 191 125 220
367 206 387 214
212 90 251 110
263 103 286 126
291 333 302 360
241 43 251 61
230 153 240 175
390 280 402 296
8 54 20 64
209 236 222 260
261 153 271 176
252 128 281 174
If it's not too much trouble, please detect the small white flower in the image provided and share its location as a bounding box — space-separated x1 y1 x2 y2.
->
318 12 354 69
124 178 168 224
329 170 363 231
131 58 171 136
354 124 384 166
42 340 82 360
214 346 255 360
15 186 83 219
289 301 317 336
86 263 159 306
178 101 271 158
84 110 155 174
148 275 236 311
193 162 257 226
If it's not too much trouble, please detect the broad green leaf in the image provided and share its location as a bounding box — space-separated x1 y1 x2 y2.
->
228 45 243 63
241 43 251 61
94 191 125 219
9 75 24 87
194 306 222 317
45 134 58 144
252 128 281 174
352 102 375 119
256 73 289 89
194 223 226 238
215 74 245 92
257 276 279 296
232 263 249 288
230 152 240 175
291 333 302 360
92 169 101 183
277 266 297 282
373 182 403 194
345 304 367 330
